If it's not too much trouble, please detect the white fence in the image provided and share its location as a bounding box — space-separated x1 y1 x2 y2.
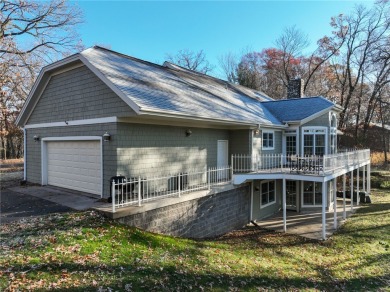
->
111 166 231 212
232 149 370 175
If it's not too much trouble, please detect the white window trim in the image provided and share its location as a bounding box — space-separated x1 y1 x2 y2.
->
301 126 328 156
41 136 103 197
283 129 298 156
301 181 323 208
262 130 275 150
260 180 276 209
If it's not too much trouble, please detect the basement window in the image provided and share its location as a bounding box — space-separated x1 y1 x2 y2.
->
260 180 276 208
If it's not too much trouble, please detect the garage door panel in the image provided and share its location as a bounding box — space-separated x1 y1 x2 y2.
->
47 141 101 195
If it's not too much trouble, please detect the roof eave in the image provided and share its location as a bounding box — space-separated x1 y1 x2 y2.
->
139 108 286 129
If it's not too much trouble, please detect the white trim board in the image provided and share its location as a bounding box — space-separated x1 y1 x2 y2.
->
26 117 117 129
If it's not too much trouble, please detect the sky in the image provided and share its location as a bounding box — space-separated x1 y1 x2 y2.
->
76 0 375 78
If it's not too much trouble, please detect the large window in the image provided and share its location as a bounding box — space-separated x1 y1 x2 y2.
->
303 181 322 206
261 180 276 208
262 131 274 150
302 128 327 156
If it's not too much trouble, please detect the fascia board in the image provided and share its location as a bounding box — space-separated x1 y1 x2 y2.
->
139 108 289 128
283 106 334 126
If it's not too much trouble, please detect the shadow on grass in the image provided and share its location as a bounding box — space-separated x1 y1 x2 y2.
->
3 260 389 291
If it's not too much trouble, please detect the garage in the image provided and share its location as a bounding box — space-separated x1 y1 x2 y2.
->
45 140 102 195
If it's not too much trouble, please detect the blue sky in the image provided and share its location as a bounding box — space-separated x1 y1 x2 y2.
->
76 0 374 78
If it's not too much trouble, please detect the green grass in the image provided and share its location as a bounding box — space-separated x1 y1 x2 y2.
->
1 190 389 291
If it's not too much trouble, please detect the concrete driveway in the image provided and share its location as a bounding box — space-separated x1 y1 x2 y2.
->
1 188 73 223
1 185 107 224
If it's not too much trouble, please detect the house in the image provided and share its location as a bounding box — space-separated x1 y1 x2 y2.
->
16 46 371 239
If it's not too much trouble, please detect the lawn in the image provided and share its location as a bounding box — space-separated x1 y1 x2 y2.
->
1 189 389 291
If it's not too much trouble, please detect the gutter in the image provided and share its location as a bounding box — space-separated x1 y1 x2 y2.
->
139 108 288 129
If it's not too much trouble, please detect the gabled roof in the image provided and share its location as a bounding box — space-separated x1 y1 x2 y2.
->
79 47 281 126
17 46 340 128
262 97 337 123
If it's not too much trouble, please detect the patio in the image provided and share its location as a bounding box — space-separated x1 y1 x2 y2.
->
253 199 361 240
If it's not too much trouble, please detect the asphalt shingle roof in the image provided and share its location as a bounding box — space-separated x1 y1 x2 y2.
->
81 47 282 126
262 97 334 122
80 46 337 126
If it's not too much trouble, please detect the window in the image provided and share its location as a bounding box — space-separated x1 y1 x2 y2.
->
302 127 327 156
262 131 274 150
260 180 276 208
330 114 337 154
303 181 322 206
286 134 297 156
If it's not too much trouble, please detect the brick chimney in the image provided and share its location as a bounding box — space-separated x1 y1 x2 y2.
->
287 78 304 99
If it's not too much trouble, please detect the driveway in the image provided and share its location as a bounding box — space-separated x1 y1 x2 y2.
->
1 170 107 223
1 188 73 223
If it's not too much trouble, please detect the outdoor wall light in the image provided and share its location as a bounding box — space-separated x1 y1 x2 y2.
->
103 132 111 142
185 129 192 137
33 135 40 142
254 129 260 135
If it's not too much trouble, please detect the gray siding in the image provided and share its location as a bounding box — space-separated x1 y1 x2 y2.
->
26 123 117 196
27 65 135 125
116 123 230 177
229 130 251 155
303 113 330 127
252 179 282 220
252 130 283 156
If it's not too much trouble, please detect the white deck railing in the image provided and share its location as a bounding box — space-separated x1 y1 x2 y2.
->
111 166 231 212
232 149 370 175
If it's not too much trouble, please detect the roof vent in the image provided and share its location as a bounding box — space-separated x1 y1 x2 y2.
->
287 78 304 99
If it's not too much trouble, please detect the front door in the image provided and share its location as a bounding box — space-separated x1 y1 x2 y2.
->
286 180 298 211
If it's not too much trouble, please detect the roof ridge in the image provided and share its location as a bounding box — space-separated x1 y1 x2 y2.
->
91 46 271 102
262 96 328 103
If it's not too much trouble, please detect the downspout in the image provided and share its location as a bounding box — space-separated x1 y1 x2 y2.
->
23 127 26 180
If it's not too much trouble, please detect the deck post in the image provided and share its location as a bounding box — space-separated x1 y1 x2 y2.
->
250 181 254 221
363 165 366 194
283 178 286 232
333 178 337 230
357 167 360 206
350 170 354 212
343 174 346 220
367 163 371 195
322 181 326 240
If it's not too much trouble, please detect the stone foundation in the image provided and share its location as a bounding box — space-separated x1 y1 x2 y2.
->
116 185 250 238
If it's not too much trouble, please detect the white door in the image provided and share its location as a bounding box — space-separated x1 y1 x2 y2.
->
47 141 102 195
217 140 229 168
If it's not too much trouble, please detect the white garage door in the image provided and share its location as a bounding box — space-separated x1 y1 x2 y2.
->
47 141 102 195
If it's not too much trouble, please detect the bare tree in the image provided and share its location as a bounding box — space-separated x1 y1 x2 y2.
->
165 49 214 74
218 52 238 83
0 0 83 159
330 1 390 130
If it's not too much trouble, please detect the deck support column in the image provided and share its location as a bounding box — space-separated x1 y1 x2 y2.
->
363 165 366 194
282 178 287 232
367 163 371 195
333 178 337 230
357 167 360 206
321 181 326 240
350 170 354 212
250 181 254 221
343 174 346 220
